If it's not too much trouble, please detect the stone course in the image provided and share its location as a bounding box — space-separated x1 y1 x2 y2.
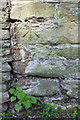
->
0 0 12 112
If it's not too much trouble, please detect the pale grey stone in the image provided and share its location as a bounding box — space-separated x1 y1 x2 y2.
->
2 55 12 63
2 103 8 112
0 104 2 113
10 0 79 3
2 63 11 72
25 58 79 78
24 79 59 96
10 2 78 22
0 40 10 48
1 49 10 56
61 79 79 98
0 84 7 92
2 72 11 82
2 92 9 103
0 30 10 40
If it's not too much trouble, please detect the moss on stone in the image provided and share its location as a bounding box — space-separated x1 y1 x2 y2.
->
56 47 80 59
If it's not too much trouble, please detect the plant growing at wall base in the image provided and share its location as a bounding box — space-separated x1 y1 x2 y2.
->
9 87 38 112
0 112 12 120
67 109 78 118
37 105 57 118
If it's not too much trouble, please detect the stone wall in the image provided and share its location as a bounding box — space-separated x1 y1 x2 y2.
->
10 0 79 110
0 0 12 112
1 0 80 114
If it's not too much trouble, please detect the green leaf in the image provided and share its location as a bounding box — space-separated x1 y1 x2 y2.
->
18 101 22 105
25 95 30 100
74 110 78 115
14 91 19 96
72 113 76 118
17 93 26 100
30 97 37 104
16 87 22 92
0 113 5 117
23 100 31 109
15 103 22 111
26 110 32 115
9 88 15 94
10 96 16 102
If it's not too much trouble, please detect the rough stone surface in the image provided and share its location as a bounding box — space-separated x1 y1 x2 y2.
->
2 55 12 63
24 79 59 96
61 79 79 98
12 45 79 78
0 104 2 112
1 0 79 114
2 63 11 72
2 92 9 103
0 30 10 40
1 40 10 48
10 2 79 106
0 84 7 92
2 72 11 81
25 57 79 78
10 2 78 21
10 0 79 4
1 48 10 56
13 22 78 44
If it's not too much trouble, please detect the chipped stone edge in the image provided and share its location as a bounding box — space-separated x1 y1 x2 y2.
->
11 0 79 6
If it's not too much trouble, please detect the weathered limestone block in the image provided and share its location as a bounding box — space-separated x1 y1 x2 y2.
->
0 84 2 96
0 92 2 104
42 0 79 2
10 0 79 3
0 45 10 57
0 30 10 40
10 3 55 20
1 40 10 48
0 11 9 23
0 59 2 70
10 2 78 21
1 48 10 56
23 79 59 96
0 22 10 30
0 0 10 30
13 22 78 45
25 59 79 78
56 45 79 59
0 72 2 83
0 0 7 10
0 104 2 112
2 92 9 103
12 77 26 88
2 72 11 82
2 103 8 112
13 61 27 74
2 55 12 63
12 46 31 61
0 84 7 92
2 63 11 72
0 85 9 104
61 79 79 98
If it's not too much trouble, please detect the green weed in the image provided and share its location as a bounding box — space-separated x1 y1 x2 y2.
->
9 87 38 112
